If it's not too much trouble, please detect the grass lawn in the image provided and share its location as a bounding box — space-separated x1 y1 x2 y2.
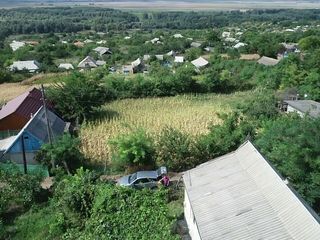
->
80 91 249 164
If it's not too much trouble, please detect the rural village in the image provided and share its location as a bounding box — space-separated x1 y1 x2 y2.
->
0 6 320 239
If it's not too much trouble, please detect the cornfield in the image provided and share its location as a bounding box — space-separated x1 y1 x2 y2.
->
80 92 248 164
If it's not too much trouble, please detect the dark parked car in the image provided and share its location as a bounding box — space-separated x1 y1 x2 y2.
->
117 166 167 189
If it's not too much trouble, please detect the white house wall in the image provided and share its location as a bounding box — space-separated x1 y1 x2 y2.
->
287 105 304 117
184 189 201 240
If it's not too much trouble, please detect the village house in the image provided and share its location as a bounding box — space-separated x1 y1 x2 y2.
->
174 56 184 63
257 56 280 66
10 40 25 52
9 60 40 73
74 41 84 48
233 42 247 49
221 31 231 38
224 37 237 43
24 41 39 46
93 46 112 56
150 37 161 44
240 54 260 61
190 42 202 48
0 88 44 133
78 56 98 69
155 55 164 61
283 100 320 118
183 141 320 240
58 63 74 70
122 65 133 75
173 33 184 38
97 40 107 44
191 57 209 69
166 50 176 57
84 39 94 44
143 55 151 61
204 47 213 52
0 106 68 173
131 58 144 73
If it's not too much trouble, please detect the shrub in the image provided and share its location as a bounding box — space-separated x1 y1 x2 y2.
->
35 134 84 174
155 127 200 172
0 163 44 229
109 128 155 170
198 112 254 160
80 185 179 240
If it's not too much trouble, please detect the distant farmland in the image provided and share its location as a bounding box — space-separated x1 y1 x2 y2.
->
1 1 320 10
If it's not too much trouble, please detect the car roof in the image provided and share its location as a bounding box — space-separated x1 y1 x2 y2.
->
136 171 158 179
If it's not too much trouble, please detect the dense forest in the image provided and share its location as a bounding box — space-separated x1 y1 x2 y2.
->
1 8 320 42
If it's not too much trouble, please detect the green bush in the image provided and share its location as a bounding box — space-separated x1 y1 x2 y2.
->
199 112 254 160
109 128 155 170
155 127 200 172
35 134 84 174
79 185 179 240
0 165 44 211
256 115 320 214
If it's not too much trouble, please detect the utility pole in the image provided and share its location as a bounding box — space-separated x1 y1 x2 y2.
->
21 134 27 174
41 84 55 170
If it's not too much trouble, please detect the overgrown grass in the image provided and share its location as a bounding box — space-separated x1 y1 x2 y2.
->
80 91 249 164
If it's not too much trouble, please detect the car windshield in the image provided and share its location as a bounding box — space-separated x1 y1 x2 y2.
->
129 173 137 184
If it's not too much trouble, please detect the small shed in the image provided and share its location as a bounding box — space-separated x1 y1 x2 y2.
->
74 41 84 48
283 100 320 118
173 33 184 38
258 56 280 66
122 65 133 75
174 56 184 63
191 57 209 69
155 55 164 61
183 141 320 240
233 42 247 49
10 41 25 52
93 47 112 56
58 63 74 70
150 38 160 44
190 42 202 48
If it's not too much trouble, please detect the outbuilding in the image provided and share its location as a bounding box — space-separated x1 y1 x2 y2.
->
283 100 320 118
257 56 280 66
191 57 209 69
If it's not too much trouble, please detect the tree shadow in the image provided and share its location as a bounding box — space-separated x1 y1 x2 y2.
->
89 108 120 122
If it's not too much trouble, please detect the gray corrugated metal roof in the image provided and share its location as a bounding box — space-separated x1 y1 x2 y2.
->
183 141 320 240
285 100 320 118
9 60 40 71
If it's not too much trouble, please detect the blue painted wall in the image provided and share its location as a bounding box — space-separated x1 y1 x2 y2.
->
8 131 42 154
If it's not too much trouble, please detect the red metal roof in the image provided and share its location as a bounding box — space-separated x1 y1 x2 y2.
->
0 88 43 121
